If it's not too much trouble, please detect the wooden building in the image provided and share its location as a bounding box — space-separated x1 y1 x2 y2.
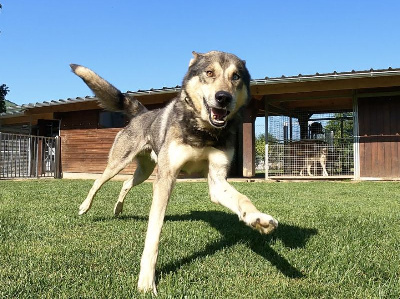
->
1 67 400 180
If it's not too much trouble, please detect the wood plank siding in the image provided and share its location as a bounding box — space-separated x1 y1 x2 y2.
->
358 96 400 178
60 128 139 174
60 109 138 175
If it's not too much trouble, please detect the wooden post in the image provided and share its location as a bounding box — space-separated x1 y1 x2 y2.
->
352 90 360 180
242 100 257 177
37 137 43 176
55 136 62 178
264 99 269 179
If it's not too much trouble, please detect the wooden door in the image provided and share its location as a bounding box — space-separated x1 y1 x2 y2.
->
358 96 400 178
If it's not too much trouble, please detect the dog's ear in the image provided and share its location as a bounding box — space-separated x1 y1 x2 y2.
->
189 51 200 67
242 59 246 65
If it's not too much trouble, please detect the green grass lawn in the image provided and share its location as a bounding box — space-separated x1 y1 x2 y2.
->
0 180 399 298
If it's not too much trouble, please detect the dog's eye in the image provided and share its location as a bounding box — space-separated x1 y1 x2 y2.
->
206 70 214 77
232 73 240 81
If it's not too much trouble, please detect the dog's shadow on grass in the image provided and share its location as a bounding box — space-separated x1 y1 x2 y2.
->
111 210 317 279
162 211 317 279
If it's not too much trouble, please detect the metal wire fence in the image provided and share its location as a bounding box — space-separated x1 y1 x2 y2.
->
256 112 355 178
0 132 61 179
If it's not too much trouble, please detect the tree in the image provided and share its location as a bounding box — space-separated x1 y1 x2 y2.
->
324 113 354 145
0 84 9 113
255 133 278 160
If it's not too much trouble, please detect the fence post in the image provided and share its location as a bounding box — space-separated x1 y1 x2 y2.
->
54 136 62 178
38 137 44 176
28 137 32 177
0 132 2 178
264 99 269 180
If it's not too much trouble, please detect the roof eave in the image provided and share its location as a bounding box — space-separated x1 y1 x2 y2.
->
252 69 400 86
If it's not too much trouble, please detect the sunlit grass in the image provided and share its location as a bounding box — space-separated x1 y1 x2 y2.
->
0 180 399 298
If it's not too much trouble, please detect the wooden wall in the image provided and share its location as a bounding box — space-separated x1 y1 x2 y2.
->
60 109 138 175
358 96 400 178
60 128 139 174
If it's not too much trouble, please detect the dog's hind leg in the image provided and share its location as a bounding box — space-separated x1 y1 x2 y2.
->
207 148 278 234
79 130 146 215
79 159 131 215
114 153 156 216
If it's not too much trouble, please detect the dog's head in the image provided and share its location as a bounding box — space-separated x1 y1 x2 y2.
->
182 51 251 129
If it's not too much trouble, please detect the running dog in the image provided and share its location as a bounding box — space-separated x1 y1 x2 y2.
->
300 146 329 176
70 51 278 294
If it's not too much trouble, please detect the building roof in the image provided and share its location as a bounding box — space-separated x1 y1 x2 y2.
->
0 87 182 118
257 67 400 85
5 100 17 108
1 66 400 119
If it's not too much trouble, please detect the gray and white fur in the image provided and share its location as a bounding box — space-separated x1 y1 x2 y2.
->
70 51 278 295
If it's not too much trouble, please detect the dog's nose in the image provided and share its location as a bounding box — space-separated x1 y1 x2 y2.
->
215 91 232 107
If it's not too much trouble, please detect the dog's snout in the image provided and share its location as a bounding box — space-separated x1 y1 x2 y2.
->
215 91 232 107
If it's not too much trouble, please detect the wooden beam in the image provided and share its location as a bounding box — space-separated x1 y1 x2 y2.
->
242 122 255 177
265 90 353 103
0 113 54 126
357 90 400 98
25 101 101 115
242 102 257 177
251 76 400 96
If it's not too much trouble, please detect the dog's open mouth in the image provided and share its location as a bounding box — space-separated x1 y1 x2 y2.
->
204 99 230 128
210 107 229 127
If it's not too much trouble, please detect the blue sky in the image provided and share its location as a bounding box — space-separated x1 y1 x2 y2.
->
1 0 400 107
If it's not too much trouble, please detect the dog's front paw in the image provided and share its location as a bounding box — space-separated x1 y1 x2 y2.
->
137 273 157 295
244 212 278 234
78 200 91 215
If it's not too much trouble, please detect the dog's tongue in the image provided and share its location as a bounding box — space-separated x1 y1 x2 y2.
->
211 108 227 120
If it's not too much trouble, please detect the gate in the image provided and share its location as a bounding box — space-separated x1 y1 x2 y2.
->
0 133 61 179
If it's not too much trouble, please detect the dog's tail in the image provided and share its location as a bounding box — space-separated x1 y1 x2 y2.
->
70 64 147 118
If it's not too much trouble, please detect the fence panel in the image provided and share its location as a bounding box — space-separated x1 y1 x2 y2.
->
0 133 60 179
256 111 355 178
